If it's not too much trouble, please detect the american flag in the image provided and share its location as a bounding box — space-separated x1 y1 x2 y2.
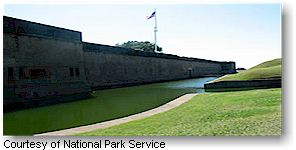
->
147 11 156 20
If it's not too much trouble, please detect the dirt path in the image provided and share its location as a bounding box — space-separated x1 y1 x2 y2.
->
35 93 197 136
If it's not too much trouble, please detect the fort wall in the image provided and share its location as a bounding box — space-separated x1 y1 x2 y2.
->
3 17 90 110
82 42 232 89
3 16 236 111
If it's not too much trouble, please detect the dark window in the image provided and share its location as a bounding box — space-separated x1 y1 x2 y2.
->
75 68 80 76
8 67 13 80
29 69 47 79
19 67 25 79
70 68 74 77
85 68 89 80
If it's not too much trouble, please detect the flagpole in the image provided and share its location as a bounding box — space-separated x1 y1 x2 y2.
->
154 8 157 52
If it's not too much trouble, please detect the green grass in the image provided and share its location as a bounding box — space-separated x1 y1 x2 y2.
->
251 58 281 69
214 58 281 82
78 88 281 136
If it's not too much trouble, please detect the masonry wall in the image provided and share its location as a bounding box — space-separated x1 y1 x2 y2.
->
3 16 90 103
83 42 234 89
204 79 281 91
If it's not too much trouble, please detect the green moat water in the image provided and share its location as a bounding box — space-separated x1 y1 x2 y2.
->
4 77 216 135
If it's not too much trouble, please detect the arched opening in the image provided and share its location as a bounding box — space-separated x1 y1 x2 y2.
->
188 68 192 78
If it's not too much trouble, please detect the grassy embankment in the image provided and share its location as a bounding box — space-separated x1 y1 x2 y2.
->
214 58 281 82
78 88 281 136
78 59 282 136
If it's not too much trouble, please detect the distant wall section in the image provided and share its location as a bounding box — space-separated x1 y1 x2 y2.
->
83 42 235 89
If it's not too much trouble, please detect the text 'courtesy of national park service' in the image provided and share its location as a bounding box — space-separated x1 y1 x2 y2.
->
3 139 166 149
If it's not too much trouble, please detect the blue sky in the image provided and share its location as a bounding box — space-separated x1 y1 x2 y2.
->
4 4 281 68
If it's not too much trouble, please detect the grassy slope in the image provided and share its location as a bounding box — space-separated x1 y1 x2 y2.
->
214 58 281 82
78 88 281 136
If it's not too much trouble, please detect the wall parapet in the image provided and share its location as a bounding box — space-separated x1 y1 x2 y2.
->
83 42 234 65
3 16 82 42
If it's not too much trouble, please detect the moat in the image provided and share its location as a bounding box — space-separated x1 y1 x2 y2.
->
4 77 216 135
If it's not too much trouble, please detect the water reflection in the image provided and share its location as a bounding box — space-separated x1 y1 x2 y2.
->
165 77 217 89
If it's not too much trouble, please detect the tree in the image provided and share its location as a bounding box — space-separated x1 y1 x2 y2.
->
115 41 163 52
236 67 246 71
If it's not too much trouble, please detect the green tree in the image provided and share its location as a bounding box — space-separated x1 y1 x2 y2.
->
115 41 163 52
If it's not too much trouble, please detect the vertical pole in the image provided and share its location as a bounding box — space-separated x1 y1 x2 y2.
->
154 9 157 52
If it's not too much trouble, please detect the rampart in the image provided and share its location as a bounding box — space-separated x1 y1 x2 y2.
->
83 42 235 89
3 16 236 111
